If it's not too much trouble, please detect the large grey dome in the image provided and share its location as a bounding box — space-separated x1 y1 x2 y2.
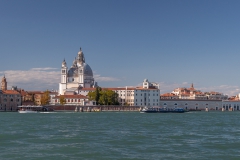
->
67 63 93 77
83 63 93 77
67 67 78 77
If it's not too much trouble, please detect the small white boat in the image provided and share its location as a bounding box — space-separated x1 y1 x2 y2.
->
75 106 78 112
18 105 43 113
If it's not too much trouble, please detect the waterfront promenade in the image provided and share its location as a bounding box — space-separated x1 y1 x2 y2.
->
49 105 141 112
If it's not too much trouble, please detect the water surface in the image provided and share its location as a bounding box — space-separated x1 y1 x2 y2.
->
0 111 240 160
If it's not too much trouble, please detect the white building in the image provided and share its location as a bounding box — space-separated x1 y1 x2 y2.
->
59 48 97 95
165 84 228 100
52 94 96 106
105 79 160 106
60 79 160 107
159 99 240 111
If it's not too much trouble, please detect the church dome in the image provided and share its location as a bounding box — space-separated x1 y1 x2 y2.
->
68 67 78 77
67 63 93 77
83 63 93 77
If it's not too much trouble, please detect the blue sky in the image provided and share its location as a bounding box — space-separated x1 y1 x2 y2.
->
1 0 240 96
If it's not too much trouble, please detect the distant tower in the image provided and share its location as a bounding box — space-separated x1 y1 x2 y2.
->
77 48 85 87
59 59 68 95
191 83 194 89
1 75 7 90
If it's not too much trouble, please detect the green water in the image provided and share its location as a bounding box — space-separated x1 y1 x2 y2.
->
0 111 240 160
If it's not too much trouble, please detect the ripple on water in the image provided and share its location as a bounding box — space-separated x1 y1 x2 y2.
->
1 112 240 159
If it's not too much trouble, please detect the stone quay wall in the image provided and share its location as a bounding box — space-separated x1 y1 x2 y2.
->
48 105 141 112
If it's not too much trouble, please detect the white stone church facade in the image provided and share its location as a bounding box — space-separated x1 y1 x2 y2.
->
59 48 97 95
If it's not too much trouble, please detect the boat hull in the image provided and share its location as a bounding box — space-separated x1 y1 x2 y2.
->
141 110 185 113
18 110 38 113
140 107 186 113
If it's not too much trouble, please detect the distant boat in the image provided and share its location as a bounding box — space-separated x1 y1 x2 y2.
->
75 106 78 112
18 105 53 113
140 107 186 113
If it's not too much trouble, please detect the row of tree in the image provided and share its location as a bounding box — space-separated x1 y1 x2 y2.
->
40 87 120 106
88 87 119 105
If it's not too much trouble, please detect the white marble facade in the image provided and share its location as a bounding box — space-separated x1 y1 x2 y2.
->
59 48 97 95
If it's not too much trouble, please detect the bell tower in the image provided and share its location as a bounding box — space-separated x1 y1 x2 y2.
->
78 48 84 87
59 59 68 95
1 75 7 90
61 59 67 84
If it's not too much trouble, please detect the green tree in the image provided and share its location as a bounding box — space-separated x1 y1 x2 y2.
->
87 87 101 105
59 95 66 105
95 87 101 105
106 90 119 105
99 90 108 105
87 88 119 105
41 90 50 105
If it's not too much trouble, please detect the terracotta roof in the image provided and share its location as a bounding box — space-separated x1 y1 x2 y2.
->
54 94 88 99
161 93 176 96
104 87 135 90
27 91 44 94
3 90 20 95
20 90 28 96
180 93 190 96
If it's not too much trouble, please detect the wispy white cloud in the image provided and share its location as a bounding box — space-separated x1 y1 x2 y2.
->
198 85 240 96
30 68 58 71
94 74 121 82
0 69 122 91
0 68 60 91
1 70 238 97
